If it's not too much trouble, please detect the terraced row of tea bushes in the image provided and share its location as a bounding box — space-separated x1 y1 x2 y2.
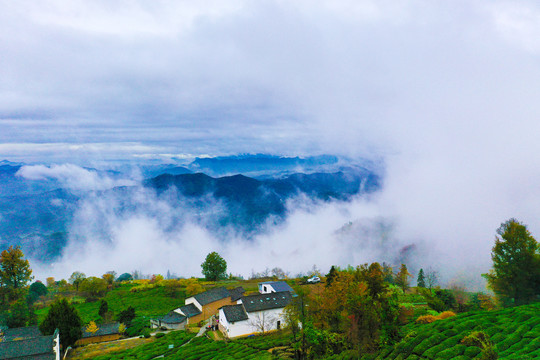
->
91 331 196 360
172 336 273 359
89 332 276 360
235 331 294 350
368 302 540 360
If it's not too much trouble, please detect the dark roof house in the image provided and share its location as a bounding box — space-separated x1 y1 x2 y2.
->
258 281 294 294
191 287 231 306
2 326 42 342
228 287 246 302
80 323 120 339
220 304 249 323
0 328 59 360
160 311 186 325
177 303 202 318
241 291 292 312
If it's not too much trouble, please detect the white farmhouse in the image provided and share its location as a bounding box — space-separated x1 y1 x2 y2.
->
219 291 292 338
258 281 294 294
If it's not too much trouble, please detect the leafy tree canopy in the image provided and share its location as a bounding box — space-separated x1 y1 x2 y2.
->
68 271 86 291
117 272 133 282
27 281 48 303
484 218 540 306
116 306 136 326
79 276 107 298
0 246 33 289
201 252 227 281
395 264 412 293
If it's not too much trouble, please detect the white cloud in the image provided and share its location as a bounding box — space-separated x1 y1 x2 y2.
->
16 164 135 191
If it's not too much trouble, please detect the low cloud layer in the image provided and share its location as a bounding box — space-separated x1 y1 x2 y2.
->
40 185 414 281
17 164 135 191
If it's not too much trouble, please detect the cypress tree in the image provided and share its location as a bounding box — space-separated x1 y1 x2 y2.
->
417 268 426 288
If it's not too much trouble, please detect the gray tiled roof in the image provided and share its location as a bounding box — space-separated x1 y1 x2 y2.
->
221 304 248 323
259 281 294 293
161 311 187 324
178 303 202 318
228 287 246 301
2 326 42 342
81 322 120 338
0 333 56 360
193 287 230 306
241 291 292 313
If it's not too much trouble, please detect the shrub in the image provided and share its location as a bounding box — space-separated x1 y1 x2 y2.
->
416 315 437 324
155 332 165 338
461 331 489 347
438 311 457 320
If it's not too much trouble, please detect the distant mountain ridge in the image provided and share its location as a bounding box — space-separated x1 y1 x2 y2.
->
0 155 382 263
143 169 379 234
188 154 341 177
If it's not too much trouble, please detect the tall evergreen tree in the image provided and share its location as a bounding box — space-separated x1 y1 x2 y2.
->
417 268 426 288
98 299 109 318
326 265 338 287
39 298 82 349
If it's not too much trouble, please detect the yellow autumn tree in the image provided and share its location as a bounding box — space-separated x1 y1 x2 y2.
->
86 321 99 334
184 278 204 296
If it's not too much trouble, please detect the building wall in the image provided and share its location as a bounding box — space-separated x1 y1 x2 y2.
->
151 320 185 330
75 334 121 346
259 284 277 294
189 297 236 325
220 307 286 338
185 297 202 311
53 331 60 360
219 309 254 338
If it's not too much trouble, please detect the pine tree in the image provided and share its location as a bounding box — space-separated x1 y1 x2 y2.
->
98 300 108 317
39 298 83 349
417 268 426 288
326 265 338 287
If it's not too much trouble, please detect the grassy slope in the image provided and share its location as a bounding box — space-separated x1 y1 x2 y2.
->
371 302 540 360
36 283 186 324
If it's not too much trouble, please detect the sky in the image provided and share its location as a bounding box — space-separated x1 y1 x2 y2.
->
3 1 540 285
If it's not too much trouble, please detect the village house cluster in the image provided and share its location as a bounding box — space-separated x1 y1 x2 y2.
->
151 281 295 338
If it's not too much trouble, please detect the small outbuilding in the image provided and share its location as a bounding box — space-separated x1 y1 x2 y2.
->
75 322 121 346
258 281 295 295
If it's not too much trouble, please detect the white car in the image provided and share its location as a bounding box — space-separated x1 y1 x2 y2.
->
307 276 321 284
